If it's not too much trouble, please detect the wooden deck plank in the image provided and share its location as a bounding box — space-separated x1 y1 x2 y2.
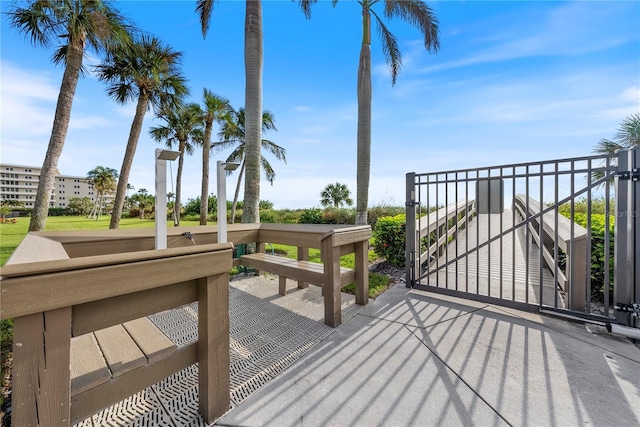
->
94 325 146 378
123 317 177 363
70 333 111 396
425 210 563 307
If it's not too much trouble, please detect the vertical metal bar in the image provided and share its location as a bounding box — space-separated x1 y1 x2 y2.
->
465 170 470 293
539 163 544 307
445 173 450 290
455 172 459 291
476 170 480 295
499 166 504 299
604 156 611 315
487 169 492 298
632 147 640 328
405 172 417 288
586 159 593 313
554 162 560 309
435 175 440 288
512 166 516 301
570 160 576 312
525 165 530 304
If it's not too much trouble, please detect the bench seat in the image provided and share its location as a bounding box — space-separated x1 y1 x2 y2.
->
239 253 355 296
70 317 176 396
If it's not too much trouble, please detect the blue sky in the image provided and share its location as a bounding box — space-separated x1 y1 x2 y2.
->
1 1 639 209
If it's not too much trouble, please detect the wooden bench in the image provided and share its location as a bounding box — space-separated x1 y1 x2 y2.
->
239 252 355 296
1 236 233 426
234 224 372 327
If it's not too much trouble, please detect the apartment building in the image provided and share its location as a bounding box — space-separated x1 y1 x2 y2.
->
0 163 113 209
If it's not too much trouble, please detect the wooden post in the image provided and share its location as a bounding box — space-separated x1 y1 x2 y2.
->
197 273 230 422
13 308 72 426
322 237 342 327
297 247 309 289
354 240 369 306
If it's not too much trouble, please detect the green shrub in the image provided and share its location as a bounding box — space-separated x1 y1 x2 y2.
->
573 212 615 302
322 208 355 224
368 205 405 226
372 214 406 268
299 208 323 224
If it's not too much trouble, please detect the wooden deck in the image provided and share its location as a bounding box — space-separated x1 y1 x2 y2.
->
424 210 564 307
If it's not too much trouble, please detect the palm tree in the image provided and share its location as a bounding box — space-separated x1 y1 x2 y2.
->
212 108 284 223
7 0 133 232
150 104 203 226
86 166 118 221
592 113 640 184
346 0 440 224
594 113 640 154
191 89 233 225
94 34 189 229
197 0 313 223
130 188 153 219
320 182 353 208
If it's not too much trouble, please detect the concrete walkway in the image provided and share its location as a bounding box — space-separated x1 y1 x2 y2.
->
217 281 640 427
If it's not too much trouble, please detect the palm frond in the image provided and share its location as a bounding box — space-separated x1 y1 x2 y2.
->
372 10 401 85
385 0 440 52
296 0 318 19
196 0 217 38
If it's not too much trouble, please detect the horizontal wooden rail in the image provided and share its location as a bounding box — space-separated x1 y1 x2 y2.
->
514 195 588 311
415 200 476 268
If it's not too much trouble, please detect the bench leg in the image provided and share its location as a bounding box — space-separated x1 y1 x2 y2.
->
322 241 342 327
354 240 369 306
297 247 309 289
279 276 287 296
198 273 230 422
13 308 72 426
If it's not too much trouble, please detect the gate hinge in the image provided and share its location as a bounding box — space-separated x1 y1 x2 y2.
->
616 168 640 181
405 201 420 207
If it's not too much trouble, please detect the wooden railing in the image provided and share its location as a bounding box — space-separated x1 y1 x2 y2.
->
514 195 588 311
0 239 233 425
415 200 476 267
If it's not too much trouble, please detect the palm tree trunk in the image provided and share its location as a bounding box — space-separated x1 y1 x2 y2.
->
95 193 102 221
29 44 84 231
356 42 372 225
242 0 263 224
175 141 186 226
230 161 246 224
110 93 150 229
200 121 214 225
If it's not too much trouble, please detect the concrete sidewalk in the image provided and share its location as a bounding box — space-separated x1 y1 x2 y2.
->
216 282 640 427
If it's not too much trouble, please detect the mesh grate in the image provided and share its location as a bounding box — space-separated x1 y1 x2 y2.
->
73 417 94 427
117 276 366 424
91 388 173 427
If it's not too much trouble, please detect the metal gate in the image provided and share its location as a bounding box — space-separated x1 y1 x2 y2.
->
405 147 639 330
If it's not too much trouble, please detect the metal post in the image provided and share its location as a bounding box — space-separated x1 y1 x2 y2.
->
155 149 168 250
405 173 417 288
217 161 228 244
155 149 180 250
614 147 639 327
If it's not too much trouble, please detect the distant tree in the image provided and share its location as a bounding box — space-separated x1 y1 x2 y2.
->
191 89 233 225
150 104 203 226
95 34 188 229
7 0 133 231
130 188 153 219
87 166 118 221
320 182 353 208
1 199 25 208
212 108 284 223
68 197 93 216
